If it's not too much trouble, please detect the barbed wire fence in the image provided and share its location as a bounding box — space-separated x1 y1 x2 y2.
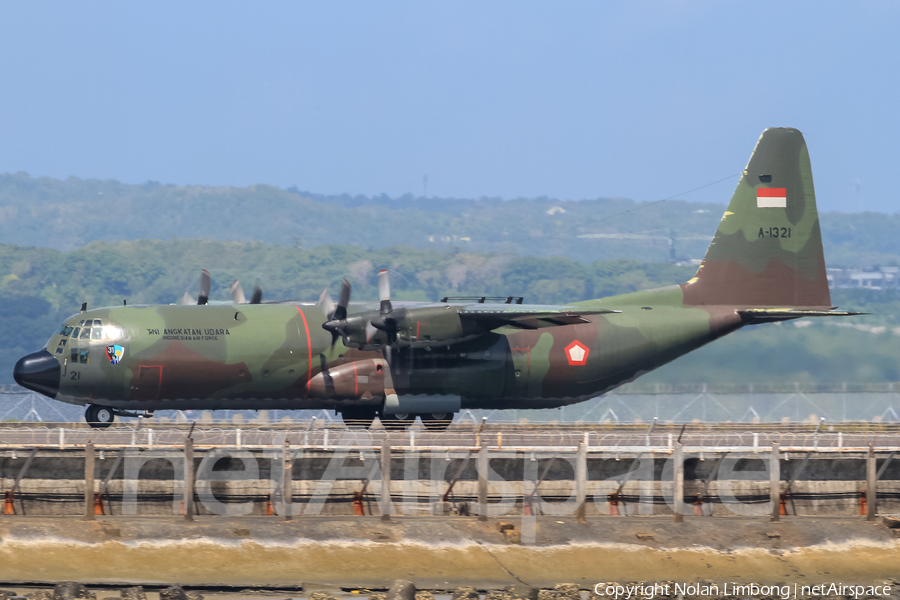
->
5 383 900 425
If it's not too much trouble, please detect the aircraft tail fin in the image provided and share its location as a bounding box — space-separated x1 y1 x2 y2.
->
681 128 832 308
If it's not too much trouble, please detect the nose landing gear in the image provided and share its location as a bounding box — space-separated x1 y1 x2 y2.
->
85 404 115 428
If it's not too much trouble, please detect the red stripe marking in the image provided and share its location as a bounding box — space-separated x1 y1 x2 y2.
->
757 188 786 197
416 321 420 341
295 306 312 385
352 361 358 397
511 347 532 368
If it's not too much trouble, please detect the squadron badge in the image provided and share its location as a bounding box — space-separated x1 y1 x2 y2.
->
106 345 124 365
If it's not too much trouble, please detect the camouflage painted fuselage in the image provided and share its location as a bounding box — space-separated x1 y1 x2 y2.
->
18 128 862 418
45 288 739 412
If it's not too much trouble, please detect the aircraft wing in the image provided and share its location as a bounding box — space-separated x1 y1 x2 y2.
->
458 304 620 330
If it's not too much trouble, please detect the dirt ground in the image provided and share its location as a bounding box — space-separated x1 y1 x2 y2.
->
0 515 897 589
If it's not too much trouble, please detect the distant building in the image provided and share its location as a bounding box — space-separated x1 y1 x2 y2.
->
827 266 900 290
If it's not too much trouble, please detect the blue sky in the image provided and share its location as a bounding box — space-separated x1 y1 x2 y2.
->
1 2 898 212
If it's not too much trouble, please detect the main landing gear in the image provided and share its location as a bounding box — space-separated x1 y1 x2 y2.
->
85 406 154 428
85 404 115 429
340 409 454 431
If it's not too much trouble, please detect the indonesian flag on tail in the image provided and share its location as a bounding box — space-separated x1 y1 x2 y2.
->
757 187 787 208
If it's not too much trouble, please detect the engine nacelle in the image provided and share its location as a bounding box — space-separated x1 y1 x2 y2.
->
306 358 388 402
397 305 480 347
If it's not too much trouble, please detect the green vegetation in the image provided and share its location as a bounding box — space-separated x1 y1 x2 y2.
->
3 171 899 267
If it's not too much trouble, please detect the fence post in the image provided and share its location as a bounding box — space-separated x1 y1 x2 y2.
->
283 439 293 521
477 444 488 522
83 441 95 521
184 437 194 521
575 441 587 523
674 442 684 523
380 438 392 521
770 442 780 522
867 444 876 522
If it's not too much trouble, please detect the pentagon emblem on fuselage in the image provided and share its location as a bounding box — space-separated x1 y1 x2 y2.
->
12 128 864 428
564 341 589 366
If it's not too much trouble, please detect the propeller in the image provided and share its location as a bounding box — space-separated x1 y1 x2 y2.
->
180 292 195 306
198 270 211 305
319 273 399 357
230 280 263 304
320 279 352 347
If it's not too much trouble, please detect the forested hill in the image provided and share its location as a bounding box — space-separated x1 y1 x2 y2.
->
1 172 897 267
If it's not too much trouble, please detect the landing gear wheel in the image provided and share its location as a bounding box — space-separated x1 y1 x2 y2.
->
380 412 414 431
85 404 115 429
340 408 378 429
420 413 453 431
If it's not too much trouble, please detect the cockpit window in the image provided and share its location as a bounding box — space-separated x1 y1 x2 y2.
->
102 325 124 341
59 319 124 345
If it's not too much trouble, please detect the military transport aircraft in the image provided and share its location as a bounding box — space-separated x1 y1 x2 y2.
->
14 128 862 428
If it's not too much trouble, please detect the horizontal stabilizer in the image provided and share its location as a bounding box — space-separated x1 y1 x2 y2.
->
738 308 869 324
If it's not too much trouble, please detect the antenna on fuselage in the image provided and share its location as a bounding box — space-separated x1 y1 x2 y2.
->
80 302 87 313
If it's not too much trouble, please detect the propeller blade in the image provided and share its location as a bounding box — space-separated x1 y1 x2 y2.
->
378 270 392 312
335 279 351 321
318 289 336 320
231 281 247 304
371 269 398 343
250 285 263 304
366 321 378 344
198 269 211 305
181 292 195 306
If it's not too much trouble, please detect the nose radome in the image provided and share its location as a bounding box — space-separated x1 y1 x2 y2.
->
13 349 61 398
